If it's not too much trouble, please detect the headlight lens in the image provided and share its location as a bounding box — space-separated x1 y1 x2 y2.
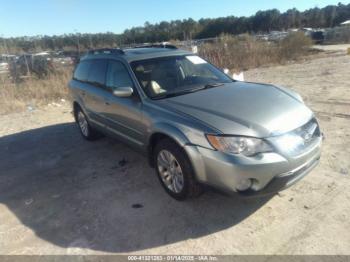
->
206 135 273 156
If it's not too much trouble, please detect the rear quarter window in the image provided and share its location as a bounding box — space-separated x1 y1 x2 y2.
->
87 59 108 86
73 61 91 81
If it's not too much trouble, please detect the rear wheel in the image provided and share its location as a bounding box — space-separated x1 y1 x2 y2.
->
154 139 203 200
75 106 100 141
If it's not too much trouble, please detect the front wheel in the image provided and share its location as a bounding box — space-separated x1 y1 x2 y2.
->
154 139 203 200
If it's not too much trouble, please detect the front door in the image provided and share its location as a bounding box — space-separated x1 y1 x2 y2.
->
102 60 145 149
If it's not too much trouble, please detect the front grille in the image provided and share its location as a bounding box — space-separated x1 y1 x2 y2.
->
295 118 320 147
271 118 321 156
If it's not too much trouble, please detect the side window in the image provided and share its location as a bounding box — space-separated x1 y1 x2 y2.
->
106 61 133 90
73 61 91 82
87 59 108 86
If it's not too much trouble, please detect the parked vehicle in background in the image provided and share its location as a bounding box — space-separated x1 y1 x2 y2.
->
5 50 77 80
310 31 325 44
0 54 16 75
69 45 322 200
52 50 79 66
14 53 54 78
52 56 74 66
0 61 9 74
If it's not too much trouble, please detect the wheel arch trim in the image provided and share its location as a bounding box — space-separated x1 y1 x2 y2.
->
147 122 191 166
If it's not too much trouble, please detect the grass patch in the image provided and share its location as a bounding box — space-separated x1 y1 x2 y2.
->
0 68 71 115
198 32 313 71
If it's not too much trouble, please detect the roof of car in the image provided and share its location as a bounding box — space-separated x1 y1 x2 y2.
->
81 47 193 63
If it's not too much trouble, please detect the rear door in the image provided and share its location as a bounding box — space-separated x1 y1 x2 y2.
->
83 59 110 124
71 60 93 112
101 60 145 149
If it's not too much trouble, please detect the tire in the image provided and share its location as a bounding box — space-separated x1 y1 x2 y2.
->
74 106 100 141
154 138 203 200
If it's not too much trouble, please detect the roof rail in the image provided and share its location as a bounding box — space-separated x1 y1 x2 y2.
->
133 44 178 50
88 48 124 55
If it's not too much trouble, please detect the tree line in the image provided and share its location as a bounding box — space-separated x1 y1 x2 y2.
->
1 2 350 53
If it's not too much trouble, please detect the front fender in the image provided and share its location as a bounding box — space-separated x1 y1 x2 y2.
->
148 122 206 181
147 122 191 168
150 122 191 147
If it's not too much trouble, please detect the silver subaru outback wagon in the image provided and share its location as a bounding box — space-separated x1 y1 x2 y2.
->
69 45 322 200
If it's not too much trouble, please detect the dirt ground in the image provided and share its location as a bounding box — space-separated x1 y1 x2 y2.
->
0 49 349 255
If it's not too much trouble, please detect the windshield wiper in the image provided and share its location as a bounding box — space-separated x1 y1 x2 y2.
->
152 87 204 100
152 83 225 100
203 83 225 89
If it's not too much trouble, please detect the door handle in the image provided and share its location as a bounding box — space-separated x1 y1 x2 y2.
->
81 91 86 96
105 100 110 105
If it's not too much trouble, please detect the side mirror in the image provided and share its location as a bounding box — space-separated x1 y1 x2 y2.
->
113 86 133 98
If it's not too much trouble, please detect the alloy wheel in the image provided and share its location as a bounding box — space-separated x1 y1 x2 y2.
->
157 149 185 193
77 111 89 137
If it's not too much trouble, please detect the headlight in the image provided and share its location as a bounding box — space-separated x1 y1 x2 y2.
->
206 135 273 156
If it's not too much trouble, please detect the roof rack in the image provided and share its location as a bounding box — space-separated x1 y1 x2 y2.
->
133 44 178 50
88 48 124 55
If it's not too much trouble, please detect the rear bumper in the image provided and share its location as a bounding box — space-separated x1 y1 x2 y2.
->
184 136 322 196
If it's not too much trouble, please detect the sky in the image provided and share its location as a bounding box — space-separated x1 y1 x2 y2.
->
0 0 345 37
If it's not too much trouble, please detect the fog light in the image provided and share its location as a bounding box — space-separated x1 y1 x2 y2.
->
236 179 252 191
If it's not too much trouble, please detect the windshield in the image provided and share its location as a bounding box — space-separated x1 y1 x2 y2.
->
130 55 232 99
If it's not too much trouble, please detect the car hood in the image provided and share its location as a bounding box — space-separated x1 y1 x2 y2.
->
157 82 313 138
